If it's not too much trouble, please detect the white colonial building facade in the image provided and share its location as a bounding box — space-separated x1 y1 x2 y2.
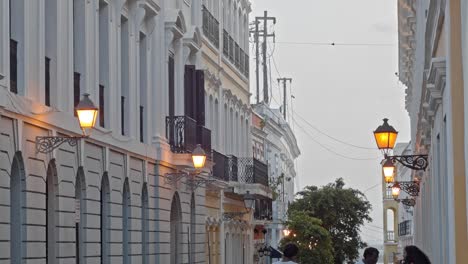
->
251 104 300 256
0 0 273 264
397 0 468 262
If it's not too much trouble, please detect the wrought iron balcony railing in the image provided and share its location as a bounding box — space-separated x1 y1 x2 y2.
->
212 151 238 181
227 155 238 182
254 198 273 221
234 43 240 68
197 125 212 158
228 36 234 62
221 30 249 78
238 157 269 187
202 5 219 48
213 150 229 181
223 30 229 57
399 220 412 236
385 231 396 242
166 115 197 153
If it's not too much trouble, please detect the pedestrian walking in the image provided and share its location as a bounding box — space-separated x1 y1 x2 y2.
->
273 243 299 264
401 245 431 264
355 247 379 264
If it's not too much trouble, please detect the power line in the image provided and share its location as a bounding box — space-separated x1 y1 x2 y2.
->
276 41 395 47
293 118 380 161
363 182 381 193
293 111 377 150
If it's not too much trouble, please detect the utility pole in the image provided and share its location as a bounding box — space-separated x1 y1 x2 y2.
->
277 78 292 120
250 11 275 104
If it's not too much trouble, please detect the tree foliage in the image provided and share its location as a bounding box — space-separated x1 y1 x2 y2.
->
289 178 372 264
280 211 334 264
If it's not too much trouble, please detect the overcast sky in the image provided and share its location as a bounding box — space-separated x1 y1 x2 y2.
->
249 0 411 245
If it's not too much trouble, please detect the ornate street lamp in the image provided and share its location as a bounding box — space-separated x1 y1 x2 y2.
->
391 182 401 199
192 144 207 170
164 144 215 190
373 119 428 171
36 93 98 154
382 158 395 183
223 191 256 221
282 229 291 237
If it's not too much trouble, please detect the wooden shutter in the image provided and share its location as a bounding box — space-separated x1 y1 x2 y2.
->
99 85 105 127
73 72 80 116
45 57 51 106
195 69 205 126
168 56 175 118
10 39 18 94
184 65 196 119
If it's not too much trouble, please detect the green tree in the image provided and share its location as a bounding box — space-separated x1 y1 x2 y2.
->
289 178 372 264
280 211 334 263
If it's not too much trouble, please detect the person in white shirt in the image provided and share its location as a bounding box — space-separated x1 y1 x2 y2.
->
272 243 299 264
355 247 379 264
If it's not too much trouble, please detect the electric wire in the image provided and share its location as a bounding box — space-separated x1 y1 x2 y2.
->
293 111 378 150
275 41 395 47
292 117 380 161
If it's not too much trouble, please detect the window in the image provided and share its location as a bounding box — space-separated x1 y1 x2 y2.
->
170 193 182 264
141 185 149 264
190 194 196 264
121 96 125 135
10 152 25 263
139 33 147 142
75 171 86 264
100 174 110 264
10 39 17 93
121 16 129 136
74 72 80 115
99 85 105 127
99 0 109 128
46 161 58 264
140 106 144 142
45 57 51 106
122 179 131 264
168 55 175 118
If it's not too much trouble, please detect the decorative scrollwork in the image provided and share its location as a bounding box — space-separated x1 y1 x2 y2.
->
185 175 217 191
398 181 420 196
389 154 428 171
35 136 82 154
400 198 416 207
223 211 248 221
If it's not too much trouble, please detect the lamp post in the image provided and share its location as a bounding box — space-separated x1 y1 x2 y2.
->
164 144 215 190
373 118 428 171
35 93 98 154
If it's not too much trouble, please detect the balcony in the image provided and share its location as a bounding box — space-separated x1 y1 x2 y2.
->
222 30 249 78
197 125 212 157
223 30 229 57
228 155 238 181
238 158 269 187
254 198 273 221
212 151 238 181
166 116 211 154
385 231 396 243
202 5 219 48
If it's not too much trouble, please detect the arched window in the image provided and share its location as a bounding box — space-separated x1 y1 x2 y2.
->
101 174 110 264
10 152 25 263
122 178 131 264
141 184 149 264
46 160 58 264
170 193 182 264
75 168 86 264
190 194 196 264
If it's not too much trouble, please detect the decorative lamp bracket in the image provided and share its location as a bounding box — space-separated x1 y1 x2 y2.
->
395 198 416 209
385 154 428 171
36 136 87 154
164 171 216 191
397 181 420 196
